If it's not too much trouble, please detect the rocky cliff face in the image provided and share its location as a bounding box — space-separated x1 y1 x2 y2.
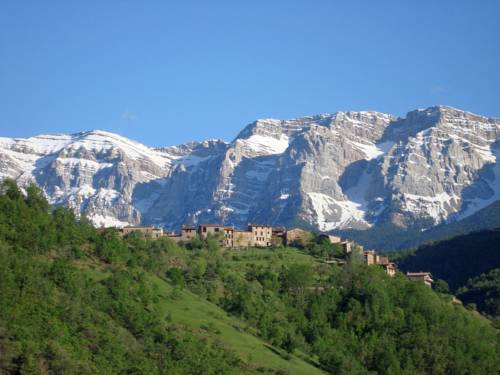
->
1 106 499 232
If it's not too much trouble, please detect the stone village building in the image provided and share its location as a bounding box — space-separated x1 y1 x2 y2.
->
363 250 397 277
119 225 399 277
168 223 273 248
406 272 434 287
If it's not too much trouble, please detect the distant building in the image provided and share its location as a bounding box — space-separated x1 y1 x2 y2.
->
120 226 164 239
377 256 390 265
234 230 254 248
341 241 354 253
363 250 397 277
223 227 234 247
383 262 397 277
327 235 342 244
181 225 197 242
118 223 363 253
249 224 272 247
317 234 342 244
364 250 377 265
286 228 310 246
163 223 275 248
198 224 225 239
272 227 286 239
407 272 434 287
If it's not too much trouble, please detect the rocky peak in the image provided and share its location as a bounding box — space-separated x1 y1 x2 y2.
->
157 139 228 158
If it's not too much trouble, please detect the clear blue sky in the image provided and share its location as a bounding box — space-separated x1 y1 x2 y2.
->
1 1 499 147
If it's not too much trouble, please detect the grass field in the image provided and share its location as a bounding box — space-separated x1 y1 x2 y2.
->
150 274 325 375
79 246 325 374
226 246 319 267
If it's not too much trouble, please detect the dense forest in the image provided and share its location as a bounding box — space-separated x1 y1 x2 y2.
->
0 179 499 374
456 269 500 319
394 228 500 290
394 229 500 323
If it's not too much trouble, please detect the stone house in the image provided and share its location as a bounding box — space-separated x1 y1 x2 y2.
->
364 250 377 265
364 250 397 277
364 251 391 266
406 272 434 287
327 235 342 244
384 262 397 277
234 230 254 248
286 228 310 246
341 241 353 253
249 224 273 247
272 227 286 239
223 227 234 247
377 255 390 265
181 225 197 242
197 224 238 248
198 224 225 239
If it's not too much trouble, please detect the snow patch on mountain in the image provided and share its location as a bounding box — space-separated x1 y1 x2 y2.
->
87 213 131 228
0 134 74 155
350 140 395 160
57 157 113 170
172 154 213 168
240 134 290 155
308 192 368 231
401 192 460 224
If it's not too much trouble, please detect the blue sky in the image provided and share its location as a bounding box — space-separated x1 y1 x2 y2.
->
1 1 499 147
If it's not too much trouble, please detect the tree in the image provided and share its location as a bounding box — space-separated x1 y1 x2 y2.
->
167 268 185 289
206 233 222 252
271 235 284 248
281 263 313 293
26 184 49 212
186 235 204 250
434 279 450 294
0 179 23 201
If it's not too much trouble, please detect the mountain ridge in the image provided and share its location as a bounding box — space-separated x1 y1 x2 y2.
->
1 105 499 243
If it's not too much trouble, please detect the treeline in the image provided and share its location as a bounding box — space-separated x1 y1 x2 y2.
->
0 179 499 374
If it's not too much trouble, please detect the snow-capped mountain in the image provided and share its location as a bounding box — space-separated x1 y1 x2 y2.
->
1 106 499 233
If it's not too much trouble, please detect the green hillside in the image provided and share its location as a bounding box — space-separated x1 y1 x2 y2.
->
394 228 500 290
394 229 500 322
456 269 500 320
0 179 499 374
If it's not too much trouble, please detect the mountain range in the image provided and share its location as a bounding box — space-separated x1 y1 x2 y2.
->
1 105 499 245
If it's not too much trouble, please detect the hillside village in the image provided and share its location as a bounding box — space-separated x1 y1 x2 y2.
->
118 224 433 287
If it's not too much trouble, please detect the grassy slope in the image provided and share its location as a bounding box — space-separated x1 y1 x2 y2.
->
153 277 324 375
227 247 319 267
82 249 325 375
